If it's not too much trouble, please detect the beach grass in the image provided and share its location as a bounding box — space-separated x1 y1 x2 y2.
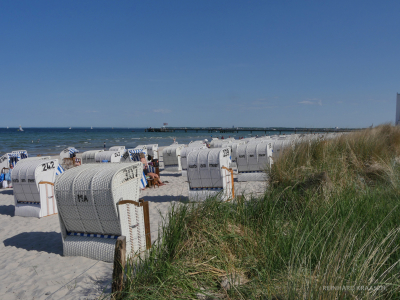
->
117 124 400 299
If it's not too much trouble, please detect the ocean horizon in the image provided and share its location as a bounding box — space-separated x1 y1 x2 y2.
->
0 127 286 156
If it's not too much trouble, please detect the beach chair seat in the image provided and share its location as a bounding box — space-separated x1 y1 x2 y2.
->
55 163 151 262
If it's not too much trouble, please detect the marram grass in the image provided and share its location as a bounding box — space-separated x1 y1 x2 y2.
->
115 124 400 299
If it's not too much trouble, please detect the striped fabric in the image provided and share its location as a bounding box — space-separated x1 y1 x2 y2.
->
68 148 79 155
148 165 156 173
8 153 20 168
189 187 223 191
66 232 119 239
16 201 40 205
56 164 65 176
129 149 145 161
140 171 148 189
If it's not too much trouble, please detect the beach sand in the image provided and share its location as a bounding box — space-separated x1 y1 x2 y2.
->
0 148 266 299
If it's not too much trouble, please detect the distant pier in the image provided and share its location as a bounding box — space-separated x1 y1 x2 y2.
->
145 127 361 135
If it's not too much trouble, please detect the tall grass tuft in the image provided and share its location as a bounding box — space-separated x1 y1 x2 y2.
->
117 125 400 299
269 124 400 192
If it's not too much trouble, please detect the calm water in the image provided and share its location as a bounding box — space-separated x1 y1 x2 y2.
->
0 127 284 156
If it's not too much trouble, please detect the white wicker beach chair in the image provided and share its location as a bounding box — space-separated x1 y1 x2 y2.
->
134 145 159 159
162 144 185 172
180 145 207 178
145 144 158 159
81 150 104 164
60 147 79 161
187 148 233 201
236 142 272 182
95 150 130 163
55 163 150 262
13 159 59 218
0 151 29 170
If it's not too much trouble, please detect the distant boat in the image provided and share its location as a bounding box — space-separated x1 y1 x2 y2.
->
18 125 24 132
91 126 93 129
69 127 71 129
6 126 8 129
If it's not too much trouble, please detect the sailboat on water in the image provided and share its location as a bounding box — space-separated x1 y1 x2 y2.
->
6 126 8 129
91 126 93 129
18 125 24 131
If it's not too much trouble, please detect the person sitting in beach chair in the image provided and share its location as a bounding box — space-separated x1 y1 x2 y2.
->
140 153 165 186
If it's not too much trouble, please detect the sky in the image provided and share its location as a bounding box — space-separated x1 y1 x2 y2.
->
1 1 399 128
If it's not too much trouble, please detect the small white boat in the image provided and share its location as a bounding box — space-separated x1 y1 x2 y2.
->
91 126 93 129
18 125 24 132
6 126 8 129
69 127 71 129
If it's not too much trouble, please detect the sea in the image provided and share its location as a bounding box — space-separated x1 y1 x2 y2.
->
0 127 283 156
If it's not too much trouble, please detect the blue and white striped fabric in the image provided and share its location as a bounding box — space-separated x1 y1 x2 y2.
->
8 153 20 168
148 165 156 173
129 149 145 161
68 148 79 155
66 231 119 239
140 171 148 189
56 164 65 175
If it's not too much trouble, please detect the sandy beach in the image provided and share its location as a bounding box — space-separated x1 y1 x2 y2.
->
0 148 266 299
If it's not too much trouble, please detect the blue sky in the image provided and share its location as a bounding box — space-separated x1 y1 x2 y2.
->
1 1 399 128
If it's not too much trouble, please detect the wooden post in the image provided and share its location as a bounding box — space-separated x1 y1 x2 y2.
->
139 199 151 249
112 235 126 295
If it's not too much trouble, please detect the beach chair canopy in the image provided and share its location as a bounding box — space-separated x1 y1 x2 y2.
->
187 148 233 201
180 145 207 172
12 150 28 159
82 150 104 164
236 142 273 173
60 147 79 160
162 144 185 171
0 152 25 170
187 148 231 189
55 163 145 262
136 144 158 159
129 148 148 162
13 158 59 217
95 150 130 163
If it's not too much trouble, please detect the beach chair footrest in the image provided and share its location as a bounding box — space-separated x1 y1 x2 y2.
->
63 235 117 263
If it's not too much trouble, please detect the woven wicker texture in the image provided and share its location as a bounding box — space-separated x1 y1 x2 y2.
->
187 148 232 201
236 142 273 173
180 146 207 172
55 163 145 261
95 150 130 163
13 159 59 217
144 144 159 159
237 172 267 182
82 150 104 164
163 144 185 171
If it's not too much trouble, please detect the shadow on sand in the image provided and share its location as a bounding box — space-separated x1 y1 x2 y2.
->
0 205 14 217
140 195 189 203
3 231 63 255
0 189 13 195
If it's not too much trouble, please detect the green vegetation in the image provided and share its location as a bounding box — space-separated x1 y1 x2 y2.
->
117 125 400 299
